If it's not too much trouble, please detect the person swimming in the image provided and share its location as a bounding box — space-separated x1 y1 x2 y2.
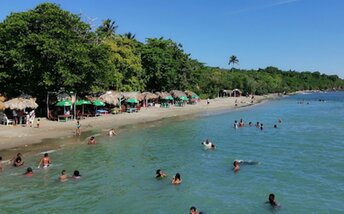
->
59 170 68 182
171 173 182 185
266 193 280 208
72 170 81 179
13 153 24 167
87 136 96 144
108 128 117 137
155 169 167 178
201 139 216 149
233 161 240 172
24 167 33 176
38 153 51 168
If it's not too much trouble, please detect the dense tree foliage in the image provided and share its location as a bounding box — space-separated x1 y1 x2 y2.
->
0 3 343 111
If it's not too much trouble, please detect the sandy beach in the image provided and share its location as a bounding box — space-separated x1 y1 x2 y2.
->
0 95 278 153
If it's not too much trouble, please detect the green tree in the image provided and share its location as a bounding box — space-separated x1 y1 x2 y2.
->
0 3 114 102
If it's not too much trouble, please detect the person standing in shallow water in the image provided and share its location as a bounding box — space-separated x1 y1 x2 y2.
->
75 120 81 136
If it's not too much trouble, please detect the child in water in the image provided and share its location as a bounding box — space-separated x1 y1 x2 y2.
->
171 173 182 184
155 169 167 178
266 193 280 208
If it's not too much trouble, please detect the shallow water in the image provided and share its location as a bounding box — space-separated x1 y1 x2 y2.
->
0 92 343 213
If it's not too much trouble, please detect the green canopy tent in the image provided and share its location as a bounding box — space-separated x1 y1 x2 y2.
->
92 100 106 114
191 95 200 99
178 96 189 101
75 100 92 115
126 98 139 104
55 100 72 114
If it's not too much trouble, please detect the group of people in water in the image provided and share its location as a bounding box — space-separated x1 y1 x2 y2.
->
233 118 282 130
155 169 182 185
0 152 81 181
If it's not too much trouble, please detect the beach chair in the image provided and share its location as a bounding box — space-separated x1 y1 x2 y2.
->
2 114 14 126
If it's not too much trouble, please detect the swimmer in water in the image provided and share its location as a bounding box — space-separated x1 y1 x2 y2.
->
72 170 81 179
38 153 51 168
155 169 167 178
233 161 240 172
171 173 182 185
108 128 117 137
13 153 24 167
24 167 33 176
266 193 280 208
87 136 96 144
59 170 68 182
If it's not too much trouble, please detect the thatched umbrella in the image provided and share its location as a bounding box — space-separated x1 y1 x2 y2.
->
170 90 187 99
141 92 159 107
122 92 143 101
5 97 38 110
155 92 173 99
99 90 123 106
0 95 5 110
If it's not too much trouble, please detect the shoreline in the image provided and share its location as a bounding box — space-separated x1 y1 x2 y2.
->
0 94 280 158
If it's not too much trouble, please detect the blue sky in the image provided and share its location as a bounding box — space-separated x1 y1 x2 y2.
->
1 0 343 78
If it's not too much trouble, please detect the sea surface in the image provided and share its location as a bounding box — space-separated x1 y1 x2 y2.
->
0 92 343 214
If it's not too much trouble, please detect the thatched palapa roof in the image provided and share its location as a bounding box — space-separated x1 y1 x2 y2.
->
185 90 197 97
99 91 123 105
122 92 143 101
4 97 38 110
141 92 159 100
155 92 172 99
170 90 187 98
0 95 5 110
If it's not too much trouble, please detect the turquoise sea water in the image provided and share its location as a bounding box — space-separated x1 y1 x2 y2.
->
0 92 343 213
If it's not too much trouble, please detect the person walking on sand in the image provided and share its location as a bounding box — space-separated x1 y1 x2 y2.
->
75 120 81 136
0 156 3 172
207 98 210 105
38 153 51 168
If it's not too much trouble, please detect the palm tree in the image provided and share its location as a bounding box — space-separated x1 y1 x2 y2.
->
97 19 118 38
228 55 239 69
123 32 136 40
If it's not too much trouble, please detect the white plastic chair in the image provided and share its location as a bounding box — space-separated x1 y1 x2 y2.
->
2 114 14 126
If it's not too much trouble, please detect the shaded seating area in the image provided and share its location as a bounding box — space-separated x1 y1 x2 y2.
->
156 92 173 108
171 90 188 107
2 96 38 126
185 90 200 104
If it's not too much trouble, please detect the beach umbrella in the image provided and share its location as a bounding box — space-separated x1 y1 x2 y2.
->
93 100 106 113
162 96 174 100
76 100 92 115
92 100 105 106
75 100 92 105
55 100 72 114
5 97 38 110
179 96 189 101
191 95 199 99
126 98 139 104
55 100 72 107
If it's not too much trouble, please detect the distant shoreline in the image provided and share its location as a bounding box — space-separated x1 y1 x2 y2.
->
0 94 280 159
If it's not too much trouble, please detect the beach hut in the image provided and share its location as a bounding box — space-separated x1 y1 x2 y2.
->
156 92 173 108
231 89 242 97
141 92 159 107
75 99 92 117
170 90 189 107
4 97 38 110
185 90 200 104
99 90 122 106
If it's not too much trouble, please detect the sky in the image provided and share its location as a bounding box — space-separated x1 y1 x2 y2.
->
1 0 344 78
